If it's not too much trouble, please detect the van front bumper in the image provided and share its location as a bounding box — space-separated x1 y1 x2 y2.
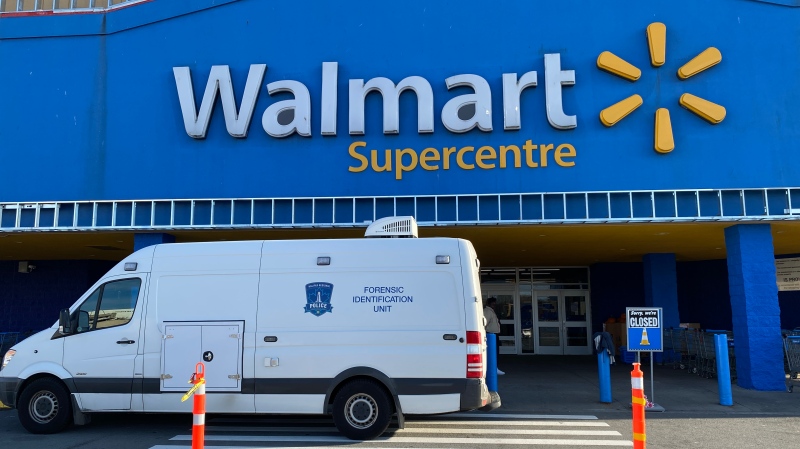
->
460 378 500 411
0 377 19 409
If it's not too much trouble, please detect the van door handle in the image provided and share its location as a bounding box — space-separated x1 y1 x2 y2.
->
443 334 457 341
116 339 136 344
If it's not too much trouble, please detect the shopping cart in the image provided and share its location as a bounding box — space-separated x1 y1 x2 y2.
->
668 328 689 370
697 332 715 378
700 330 736 381
663 328 677 367
683 328 701 374
784 335 800 392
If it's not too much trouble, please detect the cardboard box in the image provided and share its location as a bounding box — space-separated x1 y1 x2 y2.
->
604 322 628 348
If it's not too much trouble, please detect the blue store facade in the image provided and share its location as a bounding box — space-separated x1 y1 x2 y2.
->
1 0 799 390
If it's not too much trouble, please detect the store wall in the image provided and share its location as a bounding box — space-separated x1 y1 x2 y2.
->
0 260 115 333
676 259 732 330
592 259 735 334
592 258 798 334
2 0 800 203
780 290 800 330
590 262 646 333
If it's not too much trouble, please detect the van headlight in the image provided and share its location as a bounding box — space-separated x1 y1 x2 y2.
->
1 350 15 370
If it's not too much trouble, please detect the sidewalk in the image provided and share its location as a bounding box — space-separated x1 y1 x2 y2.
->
490 355 800 416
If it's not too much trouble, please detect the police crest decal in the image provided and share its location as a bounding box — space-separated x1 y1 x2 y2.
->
304 282 333 316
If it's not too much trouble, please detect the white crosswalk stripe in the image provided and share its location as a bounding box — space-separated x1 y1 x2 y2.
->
149 413 633 448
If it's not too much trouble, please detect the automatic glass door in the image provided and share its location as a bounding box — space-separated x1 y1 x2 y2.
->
533 290 591 355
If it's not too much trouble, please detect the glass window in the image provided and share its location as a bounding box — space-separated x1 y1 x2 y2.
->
480 269 517 284
537 295 560 322
96 279 141 330
538 327 560 346
75 289 101 333
72 278 141 333
520 267 589 287
565 295 587 322
566 327 588 347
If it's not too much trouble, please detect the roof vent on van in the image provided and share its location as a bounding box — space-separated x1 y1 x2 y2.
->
364 216 419 238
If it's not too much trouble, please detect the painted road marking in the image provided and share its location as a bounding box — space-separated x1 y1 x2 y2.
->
170 434 631 446
153 413 632 448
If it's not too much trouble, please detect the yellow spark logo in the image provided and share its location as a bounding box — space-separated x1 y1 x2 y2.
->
597 22 726 154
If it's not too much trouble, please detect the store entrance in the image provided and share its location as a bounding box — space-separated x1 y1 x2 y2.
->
481 285 517 354
532 290 591 355
481 267 592 355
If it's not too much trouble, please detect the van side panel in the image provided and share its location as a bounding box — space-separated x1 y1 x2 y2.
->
398 394 460 414
459 239 484 334
140 242 261 413
254 238 468 415
259 271 461 331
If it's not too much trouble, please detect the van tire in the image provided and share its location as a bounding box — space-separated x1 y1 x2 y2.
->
332 379 392 440
18 378 73 434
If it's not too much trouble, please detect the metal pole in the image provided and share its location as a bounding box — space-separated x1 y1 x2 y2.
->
650 352 655 404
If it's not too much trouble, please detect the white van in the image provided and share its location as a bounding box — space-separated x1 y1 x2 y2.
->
0 217 499 440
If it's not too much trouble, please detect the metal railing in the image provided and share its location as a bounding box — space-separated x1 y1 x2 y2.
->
0 0 143 14
1 187 799 232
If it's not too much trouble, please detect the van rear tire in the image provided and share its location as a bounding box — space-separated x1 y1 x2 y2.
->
332 379 392 440
18 378 73 434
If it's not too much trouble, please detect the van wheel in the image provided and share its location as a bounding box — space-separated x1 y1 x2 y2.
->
18 378 72 434
332 379 392 440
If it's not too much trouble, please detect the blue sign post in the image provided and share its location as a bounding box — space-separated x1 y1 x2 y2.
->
626 307 665 412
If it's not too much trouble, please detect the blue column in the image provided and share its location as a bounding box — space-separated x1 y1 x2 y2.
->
643 253 680 329
134 233 175 251
724 224 784 391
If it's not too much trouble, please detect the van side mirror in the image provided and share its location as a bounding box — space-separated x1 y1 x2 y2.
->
59 309 71 335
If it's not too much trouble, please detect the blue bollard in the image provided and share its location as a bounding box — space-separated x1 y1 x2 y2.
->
597 350 612 403
714 333 733 406
486 333 498 392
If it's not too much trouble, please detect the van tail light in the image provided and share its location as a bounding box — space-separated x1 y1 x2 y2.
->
466 331 483 379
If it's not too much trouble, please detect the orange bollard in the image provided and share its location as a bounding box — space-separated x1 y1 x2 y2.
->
180 363 207 449
631 362 646 448
192 363 206 449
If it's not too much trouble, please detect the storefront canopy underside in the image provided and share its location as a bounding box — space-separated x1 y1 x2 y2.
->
2 221 799 266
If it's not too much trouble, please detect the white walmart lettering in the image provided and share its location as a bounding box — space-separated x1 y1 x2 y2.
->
173 55 577 139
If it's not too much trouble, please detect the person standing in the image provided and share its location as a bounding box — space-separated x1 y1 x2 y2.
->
483 297 504 375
